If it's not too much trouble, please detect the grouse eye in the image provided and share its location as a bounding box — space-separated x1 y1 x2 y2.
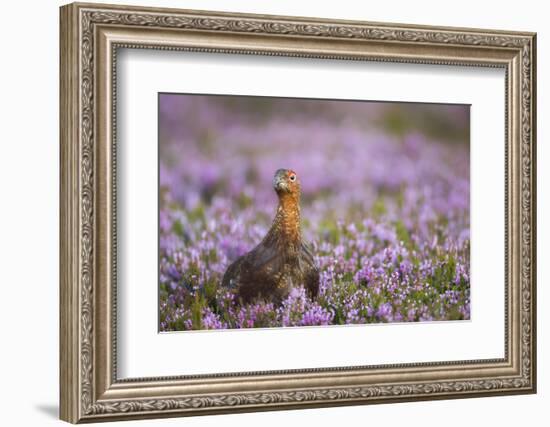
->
289 174 296 182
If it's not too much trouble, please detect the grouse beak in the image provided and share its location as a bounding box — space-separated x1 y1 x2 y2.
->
273 170 289 193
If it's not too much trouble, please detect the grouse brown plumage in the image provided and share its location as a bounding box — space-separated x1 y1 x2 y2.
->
222 169 320 304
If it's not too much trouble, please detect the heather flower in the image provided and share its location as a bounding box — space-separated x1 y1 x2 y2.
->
376 303 393 321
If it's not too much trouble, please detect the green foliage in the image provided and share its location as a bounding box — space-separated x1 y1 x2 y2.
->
187 204 206 223
394 219 412 248
190 294 205 330
371 197 387 217
319 219 340 245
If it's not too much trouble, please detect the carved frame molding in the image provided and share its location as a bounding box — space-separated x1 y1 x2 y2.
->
60 2 536 423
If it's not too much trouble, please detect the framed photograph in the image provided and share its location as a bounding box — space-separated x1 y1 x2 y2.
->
59 2 537 423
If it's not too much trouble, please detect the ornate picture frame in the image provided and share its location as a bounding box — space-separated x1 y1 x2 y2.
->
60 2 536 423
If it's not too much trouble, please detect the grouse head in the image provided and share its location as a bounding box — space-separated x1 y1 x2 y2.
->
273 168 300 199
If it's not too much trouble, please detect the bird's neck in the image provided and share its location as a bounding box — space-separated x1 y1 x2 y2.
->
267 194 302 247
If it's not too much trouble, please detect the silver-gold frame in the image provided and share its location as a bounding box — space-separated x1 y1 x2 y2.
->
59 2 537 423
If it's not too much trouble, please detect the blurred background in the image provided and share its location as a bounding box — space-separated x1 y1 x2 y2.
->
159 94 469 229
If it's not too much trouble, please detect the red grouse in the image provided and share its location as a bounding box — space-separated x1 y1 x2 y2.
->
222 169 320 304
